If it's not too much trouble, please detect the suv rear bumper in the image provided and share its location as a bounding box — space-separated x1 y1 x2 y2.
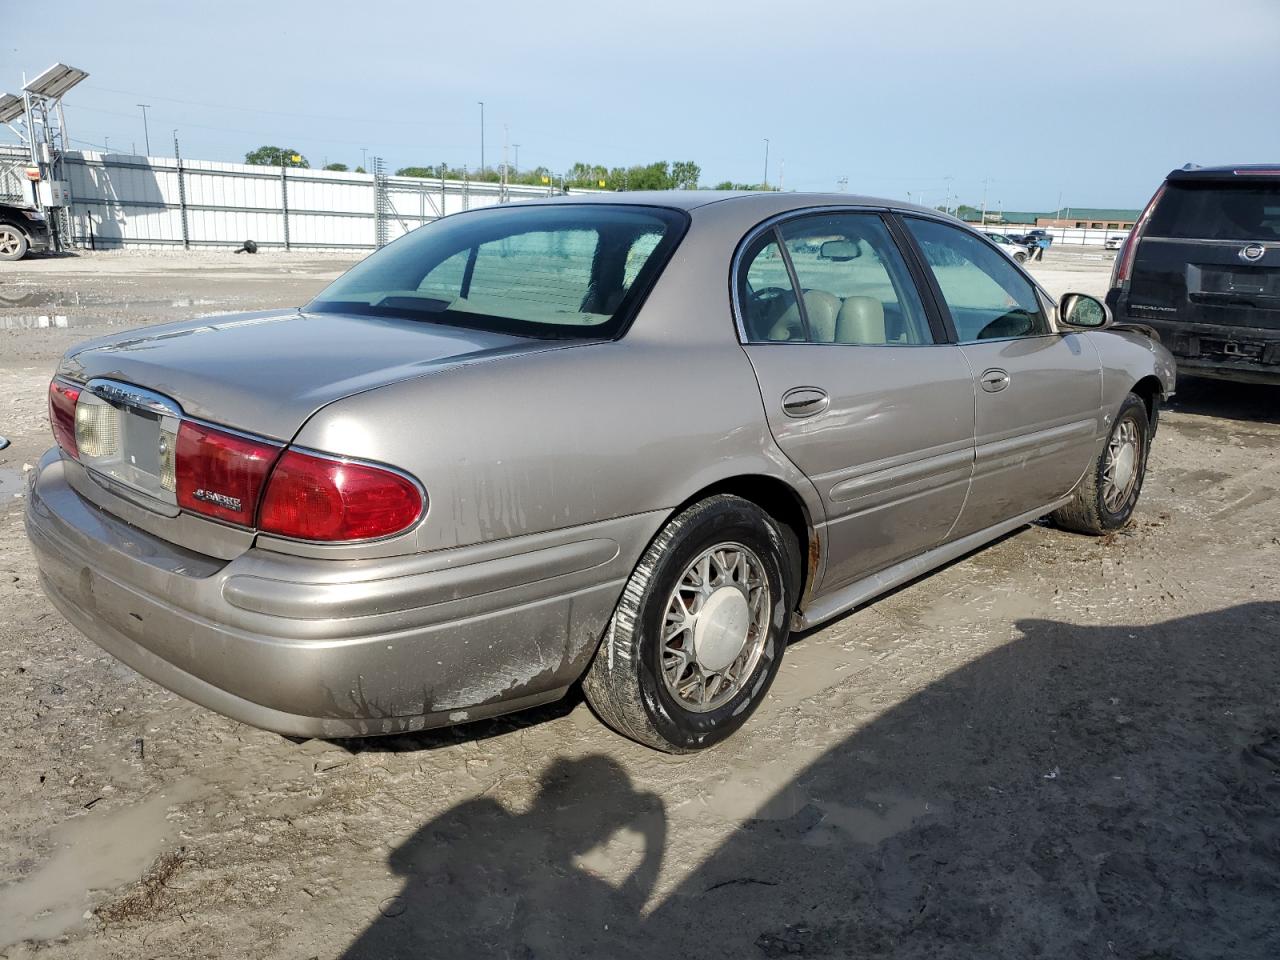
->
25 450 650 738
1116 315 1280 385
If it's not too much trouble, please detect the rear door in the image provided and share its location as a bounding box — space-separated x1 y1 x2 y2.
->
1129 176 1280 347
900 216 1102 537
738 210 974 593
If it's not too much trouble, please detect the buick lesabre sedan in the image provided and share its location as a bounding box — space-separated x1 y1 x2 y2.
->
26 193 1175 752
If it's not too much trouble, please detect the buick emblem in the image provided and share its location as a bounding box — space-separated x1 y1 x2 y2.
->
1239 244 1266 262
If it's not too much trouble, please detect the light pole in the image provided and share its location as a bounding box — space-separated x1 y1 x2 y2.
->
137 104 151 156
513 143 519 175
478 101 485 172
361 147 367 170
762 139 769 189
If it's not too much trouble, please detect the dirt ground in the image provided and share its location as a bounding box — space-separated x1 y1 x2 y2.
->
1 247 1277 959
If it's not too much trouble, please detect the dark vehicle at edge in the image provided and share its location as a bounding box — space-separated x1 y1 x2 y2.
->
1106 164 1280 385
0 200 52 261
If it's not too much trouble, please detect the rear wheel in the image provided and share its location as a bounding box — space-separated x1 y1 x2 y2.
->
0 223 28 262
582 495 794 753
1052 393 1150 534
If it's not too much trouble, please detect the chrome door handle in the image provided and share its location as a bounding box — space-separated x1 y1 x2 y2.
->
980 369 1010 393
781 387 830 418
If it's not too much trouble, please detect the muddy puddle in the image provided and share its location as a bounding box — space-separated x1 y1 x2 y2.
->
0 779 200 946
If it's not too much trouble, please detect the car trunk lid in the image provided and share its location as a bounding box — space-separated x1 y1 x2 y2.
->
62 309 550 439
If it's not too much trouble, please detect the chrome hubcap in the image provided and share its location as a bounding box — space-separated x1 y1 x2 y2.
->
660 542 771 713
1103 417 1141 512
0 229 20 256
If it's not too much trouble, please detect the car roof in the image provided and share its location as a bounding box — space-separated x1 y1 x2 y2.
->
1167 163 1280 182
516 189 948 218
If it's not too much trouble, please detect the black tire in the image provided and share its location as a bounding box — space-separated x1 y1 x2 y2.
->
1051 393 1150 535
582 495 795 753
0 222 29 262
1013 251 1028 263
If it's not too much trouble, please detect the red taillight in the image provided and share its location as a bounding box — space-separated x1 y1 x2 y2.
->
175 421 280 526
1112 182 1166 288
48 380 80 457
258 449 423 542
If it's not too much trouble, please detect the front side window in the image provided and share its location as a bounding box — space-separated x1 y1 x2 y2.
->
309 204 686 339
905 217 1049 342
739 212 932 345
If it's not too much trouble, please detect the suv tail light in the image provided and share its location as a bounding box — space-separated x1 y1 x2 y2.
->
48 380 80 457
258 449 423 542
1112 183 1166 289
175 421 281 526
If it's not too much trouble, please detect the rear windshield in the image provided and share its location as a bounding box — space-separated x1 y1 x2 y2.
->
308 204 687 339
1147 181 1280 242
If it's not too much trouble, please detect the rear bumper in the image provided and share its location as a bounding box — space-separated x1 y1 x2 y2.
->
25 450 654 737
1115 315 1280 386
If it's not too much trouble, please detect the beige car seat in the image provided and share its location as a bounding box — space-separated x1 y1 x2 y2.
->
836 295 887 344
767 290 841 341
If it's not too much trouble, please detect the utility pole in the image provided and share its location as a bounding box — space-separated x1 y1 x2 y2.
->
778 157 785 192
361 147 367 170
513 144 519 175
478 101 485 172
980 177 989 225
501 124 509 202
762 139 769 189
137 103 151 156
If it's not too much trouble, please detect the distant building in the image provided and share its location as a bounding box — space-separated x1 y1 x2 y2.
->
963 207 1140 230
1035 208 1140 230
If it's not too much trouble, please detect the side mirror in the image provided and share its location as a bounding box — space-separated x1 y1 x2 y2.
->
1058 292 1111 330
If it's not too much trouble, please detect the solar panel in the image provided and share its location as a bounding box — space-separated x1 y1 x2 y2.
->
23 63 89 100
0 93 23 124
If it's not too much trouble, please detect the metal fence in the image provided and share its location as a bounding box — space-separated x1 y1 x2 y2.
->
977 224 1129 246
0 143 577 251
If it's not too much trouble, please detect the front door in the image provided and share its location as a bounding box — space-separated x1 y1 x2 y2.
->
901 216 1102 537
738 211 975 593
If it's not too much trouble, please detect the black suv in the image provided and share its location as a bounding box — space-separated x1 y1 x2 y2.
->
1106 165 1280 385
0 200 53 261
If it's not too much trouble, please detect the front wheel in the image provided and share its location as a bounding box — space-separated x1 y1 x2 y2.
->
0 224 29 262
582 495 795 753
1013 251 1028 263
1051 392 1151 535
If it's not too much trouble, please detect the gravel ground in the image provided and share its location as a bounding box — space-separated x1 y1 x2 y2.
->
0 248 1277 959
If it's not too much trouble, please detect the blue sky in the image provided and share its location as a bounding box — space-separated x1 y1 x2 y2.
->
3 0 1278 210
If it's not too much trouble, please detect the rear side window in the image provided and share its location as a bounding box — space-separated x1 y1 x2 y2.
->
1147 181 1280 241
309 204 686 339
739 212 932 345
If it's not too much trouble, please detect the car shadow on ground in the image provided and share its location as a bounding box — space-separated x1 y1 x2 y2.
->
324 693 584 755
1168 375 1280 425
338 602 1280 959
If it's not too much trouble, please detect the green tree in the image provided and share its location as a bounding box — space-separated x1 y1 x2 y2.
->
670 161 701 190
244 146 309 168
323 162 348 172
396 166 440 178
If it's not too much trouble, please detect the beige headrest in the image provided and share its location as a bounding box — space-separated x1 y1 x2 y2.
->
803 291 841 343
837 296 886 344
